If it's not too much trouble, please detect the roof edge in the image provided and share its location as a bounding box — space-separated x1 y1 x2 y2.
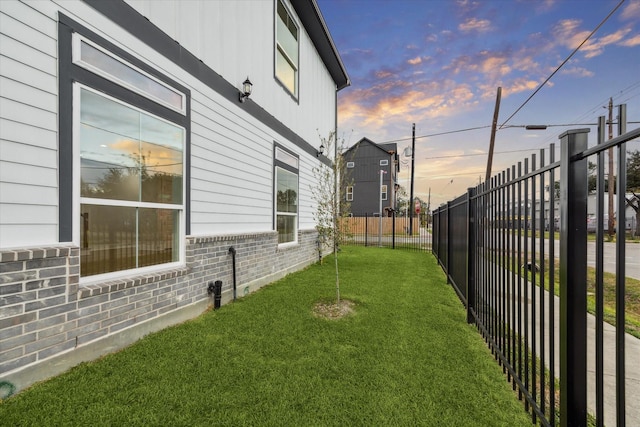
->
292 0 350 91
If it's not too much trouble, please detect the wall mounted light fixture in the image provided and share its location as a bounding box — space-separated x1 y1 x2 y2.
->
316 142 325 157
239 77 253 102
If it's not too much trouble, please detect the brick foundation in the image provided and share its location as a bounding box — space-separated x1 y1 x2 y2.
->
0 229 320 396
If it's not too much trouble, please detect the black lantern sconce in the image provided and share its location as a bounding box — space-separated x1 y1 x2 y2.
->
316 142 325 157
239 77 253 103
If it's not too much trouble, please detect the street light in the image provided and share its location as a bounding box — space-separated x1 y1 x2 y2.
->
486 122 549 181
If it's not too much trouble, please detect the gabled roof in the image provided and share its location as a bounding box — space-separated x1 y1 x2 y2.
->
344 138 397 155
292 0 350 91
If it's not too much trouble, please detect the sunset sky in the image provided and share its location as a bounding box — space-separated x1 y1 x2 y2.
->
318 0 640 208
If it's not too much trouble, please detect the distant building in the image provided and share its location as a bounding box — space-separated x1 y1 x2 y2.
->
342 138 399 216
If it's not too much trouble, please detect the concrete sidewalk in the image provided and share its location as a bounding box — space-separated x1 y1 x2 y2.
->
522 281 639 426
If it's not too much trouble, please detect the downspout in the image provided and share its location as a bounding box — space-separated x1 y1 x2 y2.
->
228 246 237 301
334 87 339 253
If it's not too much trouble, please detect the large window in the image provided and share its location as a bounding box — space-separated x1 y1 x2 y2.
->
65 30 188 279
274 146 299 244
275 0 298 96
78 88 184 277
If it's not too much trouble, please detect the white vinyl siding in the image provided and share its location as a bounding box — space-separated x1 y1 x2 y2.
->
124 0 335 147
0 0 335 249
0 2 59 247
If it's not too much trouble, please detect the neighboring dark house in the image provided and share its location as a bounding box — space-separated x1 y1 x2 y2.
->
342 138 399 216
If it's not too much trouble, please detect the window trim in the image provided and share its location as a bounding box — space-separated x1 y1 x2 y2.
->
346 186 354 202
59 16 191 282
275 0 300 98
72 33 186 115
346 161 355 168
273 143 299 246
381 184 388 201
380 159 389 166
74 84 186 282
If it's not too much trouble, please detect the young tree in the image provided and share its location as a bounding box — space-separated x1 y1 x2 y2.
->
311 132 352 303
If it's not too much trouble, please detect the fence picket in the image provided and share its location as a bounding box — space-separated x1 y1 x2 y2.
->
432 110 639 426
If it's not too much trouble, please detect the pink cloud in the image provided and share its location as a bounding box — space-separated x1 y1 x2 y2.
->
408 56 422 65
552 19 635 59
458 17 492 32
619 34 640 47
560 66 595 78
375 70 394 79
582 28 631 58
480 56 511 77
621 1 640 20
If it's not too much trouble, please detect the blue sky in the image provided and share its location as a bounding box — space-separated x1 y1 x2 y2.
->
317 0 640 207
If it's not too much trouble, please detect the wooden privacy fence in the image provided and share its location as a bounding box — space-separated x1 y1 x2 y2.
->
342 213 429 251
342 216 420 235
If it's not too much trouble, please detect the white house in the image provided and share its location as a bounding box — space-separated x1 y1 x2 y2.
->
0 0 349 395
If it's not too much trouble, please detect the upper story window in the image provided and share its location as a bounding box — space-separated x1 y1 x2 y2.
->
275 0 299 97
380 159 389 166
346 161 355 168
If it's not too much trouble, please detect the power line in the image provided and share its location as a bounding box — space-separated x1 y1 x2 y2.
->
373 121 617 147
431 169 486 178
498 0 627 129
375 125 492 145
426 147 548 160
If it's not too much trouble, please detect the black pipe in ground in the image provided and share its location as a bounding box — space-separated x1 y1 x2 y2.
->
228 246 237 301
207 280 222 309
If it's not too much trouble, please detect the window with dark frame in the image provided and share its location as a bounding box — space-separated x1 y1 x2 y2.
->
64 28 189 279
275 0 299 96
274 145 299 244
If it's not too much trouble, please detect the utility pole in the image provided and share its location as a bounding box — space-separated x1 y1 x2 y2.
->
409 123 416 235
608 97 614 239
485 87 502 182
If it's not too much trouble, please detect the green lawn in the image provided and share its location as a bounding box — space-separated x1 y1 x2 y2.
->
0 247 532 426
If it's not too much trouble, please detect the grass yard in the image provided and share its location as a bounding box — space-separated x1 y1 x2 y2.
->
0 247 532 426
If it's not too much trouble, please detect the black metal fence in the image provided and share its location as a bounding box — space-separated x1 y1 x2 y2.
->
433 105 639 426
344 212 431 251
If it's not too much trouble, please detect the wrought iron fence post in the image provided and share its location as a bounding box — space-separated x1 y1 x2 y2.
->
559 128 589 427
446 200 451 282
392 209 396 249
467 187 476 324
365 212 368 247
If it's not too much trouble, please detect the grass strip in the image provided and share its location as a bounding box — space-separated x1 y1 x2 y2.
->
1 247 531 426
